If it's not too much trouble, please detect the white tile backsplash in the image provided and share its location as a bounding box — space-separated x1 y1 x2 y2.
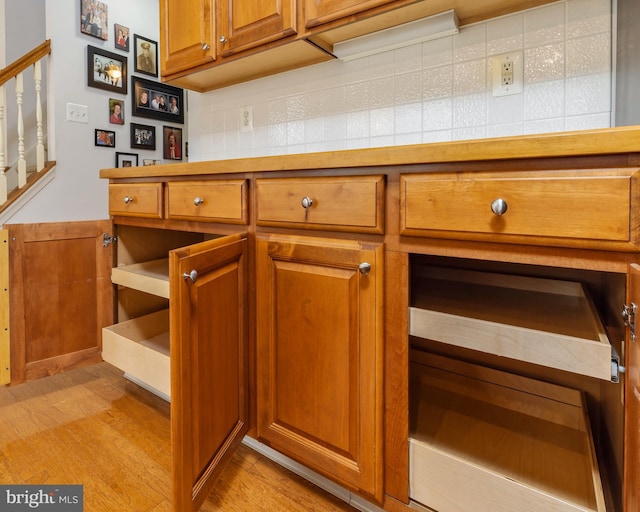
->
188 0 612 161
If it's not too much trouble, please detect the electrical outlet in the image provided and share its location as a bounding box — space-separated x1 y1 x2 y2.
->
240 106 253 132
492 52 523 97
66 103 89 123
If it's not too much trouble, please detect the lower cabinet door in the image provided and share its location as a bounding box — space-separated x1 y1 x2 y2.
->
169 233 249 512
255 234 384 501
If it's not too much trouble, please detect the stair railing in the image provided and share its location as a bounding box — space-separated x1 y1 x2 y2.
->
0 40 52 206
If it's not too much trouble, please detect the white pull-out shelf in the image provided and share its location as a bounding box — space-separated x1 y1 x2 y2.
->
409 267 613 380
102 309 170 400
111 258 170 299
409 350 606 512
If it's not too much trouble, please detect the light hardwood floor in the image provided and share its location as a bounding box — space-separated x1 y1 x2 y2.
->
0 362 357 511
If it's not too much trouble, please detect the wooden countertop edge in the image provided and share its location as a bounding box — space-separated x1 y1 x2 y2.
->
99 126 640 179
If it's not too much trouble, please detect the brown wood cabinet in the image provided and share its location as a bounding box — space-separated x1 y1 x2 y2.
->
99 128 640 512
255 234 383 500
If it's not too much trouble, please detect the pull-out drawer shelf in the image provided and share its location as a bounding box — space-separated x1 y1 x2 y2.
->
409 267 613 381
410 351 606 512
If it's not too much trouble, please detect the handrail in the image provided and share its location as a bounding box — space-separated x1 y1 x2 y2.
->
0 40 51 87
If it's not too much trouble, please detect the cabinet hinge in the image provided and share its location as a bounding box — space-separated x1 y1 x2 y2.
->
623 302 636 342
610 345 625 383
102 233 118 247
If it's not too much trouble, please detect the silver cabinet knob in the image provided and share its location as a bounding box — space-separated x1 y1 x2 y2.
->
202 43 210 51
301 196 313 209
219 36 228 44
359 262 371 275
183 269 198 283
194 197 205 206
490 198 508 216
123 196 134 204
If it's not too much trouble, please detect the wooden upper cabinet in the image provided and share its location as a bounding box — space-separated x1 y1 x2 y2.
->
160 0 215 78
218 0 297 57
304 0 394 29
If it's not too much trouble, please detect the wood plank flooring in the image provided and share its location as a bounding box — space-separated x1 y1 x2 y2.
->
0 362 357 511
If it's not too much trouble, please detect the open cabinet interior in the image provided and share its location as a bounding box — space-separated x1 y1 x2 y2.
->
102 224 223 400
408 254 626 512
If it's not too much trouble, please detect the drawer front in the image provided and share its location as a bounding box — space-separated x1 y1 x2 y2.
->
256 175 384 233
401 171 633 244
109 183 163 218
166 180 248 224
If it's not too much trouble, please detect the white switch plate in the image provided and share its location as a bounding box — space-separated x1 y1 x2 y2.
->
66 102 89 123
491 52 523 97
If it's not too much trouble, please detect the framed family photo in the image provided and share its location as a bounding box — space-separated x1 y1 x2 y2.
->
131 76 184 124
81 0 108 41
115 152 138 168
131 123 156 150
95 129 115 147
88 46 128 94
163 126 183 160
109 98 124 125
134 34 158 77
114 24 130 51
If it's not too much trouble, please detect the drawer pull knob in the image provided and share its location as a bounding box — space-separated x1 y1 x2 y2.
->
202 42 211 51
194 197 205 206
491 198 508 216
219 36 228 44
123 196 134 204
301 196 313 209
359 262 371 275
183 270 198 283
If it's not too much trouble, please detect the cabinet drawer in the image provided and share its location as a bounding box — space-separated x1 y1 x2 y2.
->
410 351 606 512
256 175 384 233
410 266 613 381
166 180 248 224
102 309 170 399
400 170 637 248
109 183 163 218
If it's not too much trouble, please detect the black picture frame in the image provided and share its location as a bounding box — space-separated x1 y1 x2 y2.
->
134 34 158 77
88 46 128 94
114 23 130 52
81 0 108 41
130 123 156 150
132 76 184 124
109 98 124 125
115 152 138 168
95 129 115 147
163 126 183 160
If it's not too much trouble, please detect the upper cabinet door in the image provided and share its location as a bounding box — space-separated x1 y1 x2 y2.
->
626 264 640 512
303 0 393 29
160 0 215 77
217 0 297 57
169 234 249 512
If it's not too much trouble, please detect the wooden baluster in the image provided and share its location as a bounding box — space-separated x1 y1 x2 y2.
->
0 87 6 205
16 73 26 188
35 60 44 172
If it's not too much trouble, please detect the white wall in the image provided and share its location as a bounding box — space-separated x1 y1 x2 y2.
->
6 0 161 224
188 0 613 162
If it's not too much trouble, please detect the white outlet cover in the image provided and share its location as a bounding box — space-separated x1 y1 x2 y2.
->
492 52 523 97
240 106 253 132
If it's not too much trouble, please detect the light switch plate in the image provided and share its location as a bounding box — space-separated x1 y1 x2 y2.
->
66 103 89 123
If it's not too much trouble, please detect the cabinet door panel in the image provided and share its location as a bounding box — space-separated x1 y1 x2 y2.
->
256 234 383 500
161 0 215 77
218 0 297 56
304 0 393 29
626 264 640 512
170 234 248 512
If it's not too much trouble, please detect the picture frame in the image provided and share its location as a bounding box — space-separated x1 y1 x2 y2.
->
115 152 138 168
109 98 124 125
95 129 115 147
163 126 183 160
81 0 108 41
131 76 184 124
114 23 130 52
134 34 158 77
130 123 156 150
88 46 128 94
